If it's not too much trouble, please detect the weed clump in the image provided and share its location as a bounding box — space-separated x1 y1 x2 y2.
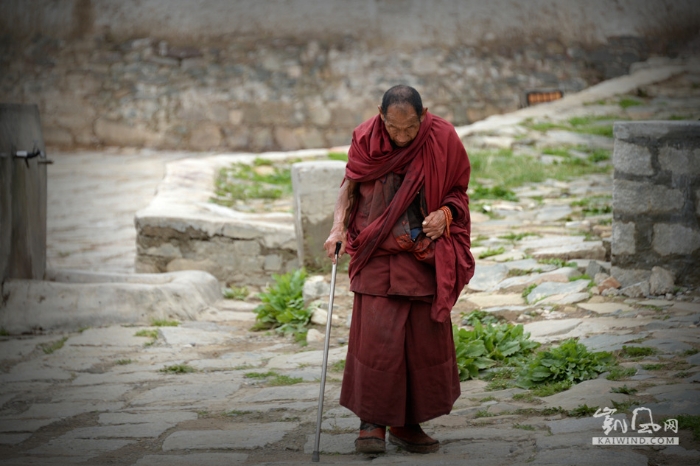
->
252 269 312 343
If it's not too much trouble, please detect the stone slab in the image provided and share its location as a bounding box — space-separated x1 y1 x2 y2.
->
530 448 648 466
72 371 162 386
540 292 590 305
63 422 174 439
133 453 248 466
527 280 590 303
531 241 606 261
161 423 297 450
466 264 509 292
639 338 693 354
239 384 322 403
523 319 582 338
462 292 525 308
547 414 627 434
66 327 155 347
266 346 347 369
28 438 135 457
0 418 57 433
99 411 197 425
540 379 632 411
129 381 241 406
158 327 238 347
0 433 32 445
578 334 649 352
18 402 124 419
51 384 132 402
303 433 356 454
577 302 633 314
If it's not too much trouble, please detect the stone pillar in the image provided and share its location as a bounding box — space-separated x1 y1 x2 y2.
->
291 161 346 271
0 104 48 282
612 121 700 287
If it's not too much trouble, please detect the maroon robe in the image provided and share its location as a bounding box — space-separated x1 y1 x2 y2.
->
339 111 475 426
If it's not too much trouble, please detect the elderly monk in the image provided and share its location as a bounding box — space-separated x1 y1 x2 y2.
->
323 85 475 454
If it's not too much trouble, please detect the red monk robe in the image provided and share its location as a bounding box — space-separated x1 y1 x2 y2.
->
340 111 475 427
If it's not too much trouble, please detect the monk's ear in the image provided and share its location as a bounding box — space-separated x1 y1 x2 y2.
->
377 105 384 118
420 107 428 122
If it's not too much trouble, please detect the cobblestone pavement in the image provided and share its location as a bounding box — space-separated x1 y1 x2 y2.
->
2 64 700 465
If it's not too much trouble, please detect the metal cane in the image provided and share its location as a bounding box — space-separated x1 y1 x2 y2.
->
312 241 342 462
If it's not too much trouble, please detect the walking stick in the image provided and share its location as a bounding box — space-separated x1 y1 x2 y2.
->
312 241 342 462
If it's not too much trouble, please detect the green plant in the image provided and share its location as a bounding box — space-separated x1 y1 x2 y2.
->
517 339 615 388
453 322 539 381
677 414 700 440
522 284 537 298
269 375 304 386
619 346 657 358
151 319 179 327
210 161 293 206
470 185 519 202
569 404 598 417
537 258 577 268
160 364 196 374
611 385 638 395
479 396 497 402
223 286 249 300
568 274 591 282
327 152 348 162
116 359 133 365
530 380 572 397
619 97 642 108
611 399 640 413
233 364 257 370
475 410 495 418
513 423 536 430
683 348 699 356
39 337 69 354
135 329 158 339
478 247 506 259
462 310 502 326
512 392 541 403
606 367 637 381
674 371 691 378
0 327 9 336
640 363 665 371
330 359 346 372
245 371 278 379
252 269 312 340
226 409 252 417
499 232 540 242
542 147 571 157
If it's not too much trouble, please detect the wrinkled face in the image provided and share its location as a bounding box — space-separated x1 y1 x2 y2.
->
379 103 426 148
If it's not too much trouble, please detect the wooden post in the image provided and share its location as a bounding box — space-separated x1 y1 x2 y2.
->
0 104 48 281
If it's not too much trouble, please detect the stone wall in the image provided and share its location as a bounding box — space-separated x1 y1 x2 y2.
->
611 121 700 287
1 1 697 152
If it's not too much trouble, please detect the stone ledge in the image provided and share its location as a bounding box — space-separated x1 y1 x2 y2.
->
135 150 328 283
613 120 700 141
0 269 221 333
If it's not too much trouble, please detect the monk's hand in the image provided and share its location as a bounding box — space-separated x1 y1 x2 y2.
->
324 227 347 264
422 209 446 240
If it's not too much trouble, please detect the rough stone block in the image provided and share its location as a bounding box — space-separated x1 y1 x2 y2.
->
611 221 635 255
94 118 159 147
162 423 297 451
292 161 346 269
613 140 654 176
649 266 675 295
613 180 683 215
610 266 651 288
659 145 700 176
585 261 606 278
653 223 700 255
621 280 650 298
189 122 222 150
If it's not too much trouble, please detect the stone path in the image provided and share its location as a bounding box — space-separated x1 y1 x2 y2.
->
2 60 700 465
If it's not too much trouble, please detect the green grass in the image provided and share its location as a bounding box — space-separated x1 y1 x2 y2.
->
569 404 599 417
210 161 293 206
674 370 691 378
0 327 10 336
683 348 699 356
39 337 68 354
116 359 133 365
135 329 159 339
640 363 665 371
542 147 571 157
513 423 536 430
226 409 252 417
479 247 506 259
606 367 637 381
568 274 591 282
522 284 537 298
530 381 572 397
499 232 540 242
223 286 249 300
468 149 610 189
252 269 312 342
479 396 497 403
327 152 348 162
160 364 196 374
619 97 643 109
512 392 540 403
470 185 519 202
537 258 577 268
677 414 700 440
151 319 179 327
611 384 638 395
330 359 346 372
233 364 257 370
475 410 495 418
611 399 641 413
620 346 657 358
244 371 304 386
570 196 612 216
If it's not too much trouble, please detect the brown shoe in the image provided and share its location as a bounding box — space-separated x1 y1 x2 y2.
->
355 421 386 454
388 424 440 453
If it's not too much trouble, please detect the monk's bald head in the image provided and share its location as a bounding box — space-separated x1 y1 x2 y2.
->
380 85 423 118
